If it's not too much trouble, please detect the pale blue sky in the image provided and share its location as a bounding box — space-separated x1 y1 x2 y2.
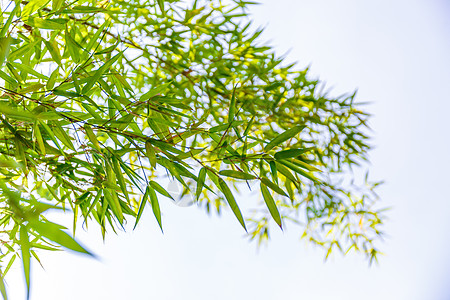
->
6 0 450 299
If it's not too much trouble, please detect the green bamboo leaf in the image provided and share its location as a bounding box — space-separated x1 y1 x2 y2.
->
103 188 124 224
82 52 122 94
260 183 282 229
140 82 171 101
209 121 244 133
84 20 110 58
145 141 157 168
148 185 163 232
51 121 75 151
260 177 288 197
278 160 320 183
34 122 46 155
274 148 307 160
52 0 64 10
3 254 16 277
8 40 40 62
44 40 61 66
228 85 237 122
269 161 278 184
0 268 8 300
150 180 174 200
274 162 298 183
26 17 67 30
63 6 105 13
65 29 82 63
214 175 246 231
19 226 31 299
243 116 255 137
264 125 305 152
8 62 48 80
22 0 50 17
219 170 256 180
84 124 101 151
112 156 129 201
0 37 12 67
0 105 36 122
0 5 18 37
290 159 321 172
0 69 18 87
28 219 92 255
134 189 148 229
196 167 207 200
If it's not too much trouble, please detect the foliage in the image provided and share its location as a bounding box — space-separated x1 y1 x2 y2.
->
0 0 384 298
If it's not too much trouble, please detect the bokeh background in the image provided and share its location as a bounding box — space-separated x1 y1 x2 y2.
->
6 0 450 299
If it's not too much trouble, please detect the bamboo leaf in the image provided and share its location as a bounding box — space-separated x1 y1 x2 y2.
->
84 124 101 151
196 167 207 200
150 180 174 200
134 189 148 229
8 62 48 80
264 125 305 152
19 226 31 299
274 148 308 160
260 177 288 197
26 17 67 30
228 85 237 122
33 122 46 155
219 170 256 180
0 37 12 67
145 141 157 168
22 0 50 17
28 219 92 255
82 52 122 94
51 121 75 151
140 82 171 101
148 185 163 232
213 174 246 231
260 183 282 229
278 160 320 183
0 268 8 300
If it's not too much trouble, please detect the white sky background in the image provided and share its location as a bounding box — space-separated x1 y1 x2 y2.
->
6 0 450 299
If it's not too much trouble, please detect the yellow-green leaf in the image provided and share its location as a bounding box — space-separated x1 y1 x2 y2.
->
219 170 256 180
82 52 122 94
19 226 31 298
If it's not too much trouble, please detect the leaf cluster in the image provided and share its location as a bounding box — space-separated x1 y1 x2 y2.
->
0 0 384 298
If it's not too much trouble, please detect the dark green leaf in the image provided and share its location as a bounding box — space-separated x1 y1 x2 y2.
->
260 177 288 197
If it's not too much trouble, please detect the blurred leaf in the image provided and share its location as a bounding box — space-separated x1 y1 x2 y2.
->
19 226 31 299
28 219 92 255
